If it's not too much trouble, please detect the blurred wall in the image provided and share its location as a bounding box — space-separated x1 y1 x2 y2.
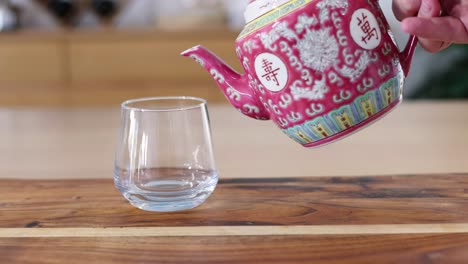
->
11 0 249 30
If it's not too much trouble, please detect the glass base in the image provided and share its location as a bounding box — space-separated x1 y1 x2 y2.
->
117 177 218 212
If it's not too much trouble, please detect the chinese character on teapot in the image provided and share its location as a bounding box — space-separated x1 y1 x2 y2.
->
182 0 418 148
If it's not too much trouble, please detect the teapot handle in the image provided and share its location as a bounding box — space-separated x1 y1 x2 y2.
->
399 35 418 77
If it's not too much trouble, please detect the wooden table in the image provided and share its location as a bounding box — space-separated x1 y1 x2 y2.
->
1 101 468 263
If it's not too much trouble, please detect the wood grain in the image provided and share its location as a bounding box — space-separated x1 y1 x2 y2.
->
1 234 468 264
67 30 239 106
1 174 468 228
68 30 240 83
0 33 67 106
0 33 66 83
0 30 240 106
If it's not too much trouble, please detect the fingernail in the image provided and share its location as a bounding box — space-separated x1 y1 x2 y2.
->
419 0 433 16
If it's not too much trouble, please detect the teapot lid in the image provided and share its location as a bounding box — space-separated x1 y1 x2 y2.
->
245 0 290 23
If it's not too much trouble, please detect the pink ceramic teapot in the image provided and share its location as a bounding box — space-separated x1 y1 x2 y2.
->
182 0 417 148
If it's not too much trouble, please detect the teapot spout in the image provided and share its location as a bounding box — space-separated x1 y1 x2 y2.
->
181 45 270 120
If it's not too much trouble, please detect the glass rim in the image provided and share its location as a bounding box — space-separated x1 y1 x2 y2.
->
121 96 208 112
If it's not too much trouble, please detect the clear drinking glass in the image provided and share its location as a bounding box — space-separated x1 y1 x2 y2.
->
114 97 218 212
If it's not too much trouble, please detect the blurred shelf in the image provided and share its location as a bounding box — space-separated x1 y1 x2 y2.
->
0 28 240 40
0 29 241 106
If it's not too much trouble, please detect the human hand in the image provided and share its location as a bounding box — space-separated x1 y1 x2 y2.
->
393 0 468 52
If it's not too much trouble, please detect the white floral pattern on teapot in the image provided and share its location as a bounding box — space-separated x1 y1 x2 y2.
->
182 0 417 148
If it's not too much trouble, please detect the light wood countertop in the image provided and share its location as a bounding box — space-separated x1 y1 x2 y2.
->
1 101 468 264
0 101 466 180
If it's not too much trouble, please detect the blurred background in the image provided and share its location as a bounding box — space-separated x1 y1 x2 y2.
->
0 0 466 107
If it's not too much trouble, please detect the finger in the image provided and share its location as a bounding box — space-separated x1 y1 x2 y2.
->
402 16 468 43
417 0 446 52
418 39 451 53
418 0 441 17
392 0 421 21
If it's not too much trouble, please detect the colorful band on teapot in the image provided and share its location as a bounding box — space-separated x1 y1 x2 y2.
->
282 73 403 147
